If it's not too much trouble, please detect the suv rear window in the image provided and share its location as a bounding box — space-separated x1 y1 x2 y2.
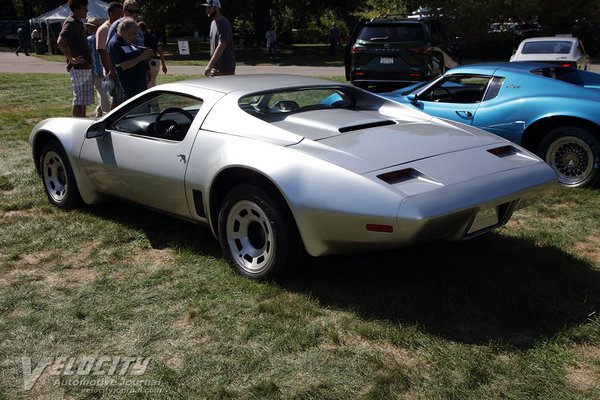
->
357 23 425 42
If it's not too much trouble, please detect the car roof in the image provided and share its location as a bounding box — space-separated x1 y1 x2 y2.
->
159 74 341 95
447 61 571 75
366 19 425 25
520 36 578 43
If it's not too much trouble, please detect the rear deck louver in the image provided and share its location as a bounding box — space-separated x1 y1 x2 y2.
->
338 120 396 133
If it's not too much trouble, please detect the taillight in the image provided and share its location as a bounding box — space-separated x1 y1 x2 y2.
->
561 62 576 68
366 224 394 233
409 47 430 54
351 45 366 54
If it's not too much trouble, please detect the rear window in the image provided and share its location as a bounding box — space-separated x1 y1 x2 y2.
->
358 23 426 42
530 67 584 86
239 87 355 120
522 40 573 54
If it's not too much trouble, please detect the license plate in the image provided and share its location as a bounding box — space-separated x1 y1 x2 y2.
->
467 207 499 234
380 57 394 64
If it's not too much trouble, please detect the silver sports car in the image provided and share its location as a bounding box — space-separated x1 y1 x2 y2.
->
30 75 556 279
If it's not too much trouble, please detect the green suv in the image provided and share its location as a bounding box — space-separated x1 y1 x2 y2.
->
345 15 461 88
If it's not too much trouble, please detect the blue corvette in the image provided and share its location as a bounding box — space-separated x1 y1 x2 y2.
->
382 62 600 187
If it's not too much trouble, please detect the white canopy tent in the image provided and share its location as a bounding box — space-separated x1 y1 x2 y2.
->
29 0 109 53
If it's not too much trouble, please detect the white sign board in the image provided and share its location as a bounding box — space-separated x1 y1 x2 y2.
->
177 40 190 55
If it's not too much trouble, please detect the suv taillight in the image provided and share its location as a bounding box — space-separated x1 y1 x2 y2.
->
409 47 430 54
351 45 366 54
561 62 576 68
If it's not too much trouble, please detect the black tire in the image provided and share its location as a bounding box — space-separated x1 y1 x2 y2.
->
218 184 303 280
40 140 82 209
537 126 600 188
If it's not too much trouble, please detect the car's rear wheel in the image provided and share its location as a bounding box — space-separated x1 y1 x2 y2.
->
40 140 82 209
218 184 302 280
538 126 600 188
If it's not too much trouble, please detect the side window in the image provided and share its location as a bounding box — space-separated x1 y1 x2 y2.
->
110 93 203 141
428 21 447 43
421 75 492 103
482 77 505 101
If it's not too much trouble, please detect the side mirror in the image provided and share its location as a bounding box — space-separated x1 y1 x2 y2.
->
86 121 107 139
407 94 418 105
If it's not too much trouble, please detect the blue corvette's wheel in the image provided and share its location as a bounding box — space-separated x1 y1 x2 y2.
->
218 184 302 280
539 126 600 188
40 140 81 209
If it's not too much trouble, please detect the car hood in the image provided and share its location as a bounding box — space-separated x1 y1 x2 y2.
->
284 109 506 174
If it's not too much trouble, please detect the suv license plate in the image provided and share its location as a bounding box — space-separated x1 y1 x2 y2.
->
380 57 394 64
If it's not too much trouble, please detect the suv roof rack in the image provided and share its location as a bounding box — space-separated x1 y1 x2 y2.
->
370 14 412 22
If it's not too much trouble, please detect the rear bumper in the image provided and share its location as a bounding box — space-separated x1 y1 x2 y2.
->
298 162 556 257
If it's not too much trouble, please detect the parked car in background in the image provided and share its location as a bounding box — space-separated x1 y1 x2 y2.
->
30 75 555 280
344 14 461 88
382 62 600 188
510 36 592 70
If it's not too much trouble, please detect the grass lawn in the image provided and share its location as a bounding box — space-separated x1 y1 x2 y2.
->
1 73 599 399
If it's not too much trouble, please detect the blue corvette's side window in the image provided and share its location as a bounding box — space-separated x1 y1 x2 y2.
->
482 77 505 101
423 75 494 104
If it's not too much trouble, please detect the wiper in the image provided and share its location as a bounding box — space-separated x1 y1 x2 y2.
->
369 36 389 42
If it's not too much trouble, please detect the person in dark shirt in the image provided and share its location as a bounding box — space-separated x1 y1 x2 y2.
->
138 21 167 87
201 0 236 76
57 0 94 117
16 25 30 56
108 17 152 101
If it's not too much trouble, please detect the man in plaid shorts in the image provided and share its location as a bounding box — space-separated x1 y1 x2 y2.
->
57 0 94 117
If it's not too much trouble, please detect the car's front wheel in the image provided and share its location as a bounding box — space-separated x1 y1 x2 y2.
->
40 140 82 209
218 184 303 280
538 126 600 188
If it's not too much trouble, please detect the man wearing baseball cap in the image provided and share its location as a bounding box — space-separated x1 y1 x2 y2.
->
202 0 236 76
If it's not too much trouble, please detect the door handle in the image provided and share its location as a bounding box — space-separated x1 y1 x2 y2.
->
456 111 472 118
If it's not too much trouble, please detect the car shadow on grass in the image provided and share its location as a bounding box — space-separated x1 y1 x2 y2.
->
281 234 600 348
87 203 222 257
84 203 599 349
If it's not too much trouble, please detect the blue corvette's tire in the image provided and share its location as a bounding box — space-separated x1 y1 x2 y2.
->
218 184 303 280
538 126 600 188
40 140 82 209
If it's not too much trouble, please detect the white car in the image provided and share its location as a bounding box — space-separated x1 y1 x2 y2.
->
510 36 592 70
